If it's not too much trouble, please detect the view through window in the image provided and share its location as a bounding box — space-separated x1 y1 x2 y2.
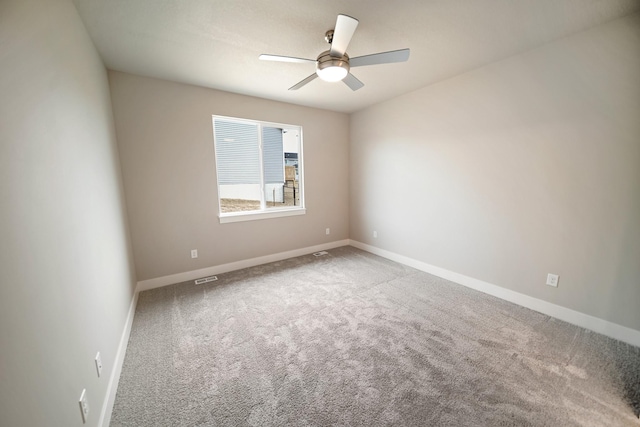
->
212 116 303 221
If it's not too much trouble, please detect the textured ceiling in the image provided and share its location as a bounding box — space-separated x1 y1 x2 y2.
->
72 0 639 113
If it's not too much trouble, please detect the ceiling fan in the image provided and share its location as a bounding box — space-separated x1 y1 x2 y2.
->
259 14 410 91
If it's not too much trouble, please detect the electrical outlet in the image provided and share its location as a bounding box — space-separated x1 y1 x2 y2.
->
546 273 559 287
373 230 378 238
79 389 89 423
95 352 103 378
191 249 198 259
325 228 330 235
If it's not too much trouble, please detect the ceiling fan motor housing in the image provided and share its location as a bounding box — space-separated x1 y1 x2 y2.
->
316 50 350 81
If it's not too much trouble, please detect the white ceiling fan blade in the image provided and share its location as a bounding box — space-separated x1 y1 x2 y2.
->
289 73 318 90
330 14 359 57
350 49 410 68
343 73 364 91
259 54 316 63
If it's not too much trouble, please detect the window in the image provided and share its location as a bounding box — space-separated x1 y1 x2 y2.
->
212 115 304 223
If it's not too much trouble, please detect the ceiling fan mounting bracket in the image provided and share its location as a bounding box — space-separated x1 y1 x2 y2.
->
324 30 334 44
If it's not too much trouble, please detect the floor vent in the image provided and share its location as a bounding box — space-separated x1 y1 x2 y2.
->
313 251 329 257
195 276 218 285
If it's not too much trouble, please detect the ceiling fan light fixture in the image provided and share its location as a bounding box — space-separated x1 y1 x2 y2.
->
316 51 349 82
316 65 348 82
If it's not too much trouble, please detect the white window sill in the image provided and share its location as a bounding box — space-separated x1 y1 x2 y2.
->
219 207 306 223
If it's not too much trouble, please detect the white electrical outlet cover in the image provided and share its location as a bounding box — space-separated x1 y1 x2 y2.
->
546 274 559 287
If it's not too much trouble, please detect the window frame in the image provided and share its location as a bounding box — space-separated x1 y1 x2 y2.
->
212 115 305 223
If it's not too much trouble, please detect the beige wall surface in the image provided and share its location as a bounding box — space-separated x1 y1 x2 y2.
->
109 72 349 281
350 13 640 331
0 0 137 426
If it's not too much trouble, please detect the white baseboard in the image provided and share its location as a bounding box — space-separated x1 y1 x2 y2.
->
99 290 139 427
136 239 351 293
349 240 640 348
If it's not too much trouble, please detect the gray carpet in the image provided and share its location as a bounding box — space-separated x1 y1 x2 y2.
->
111 246 640 426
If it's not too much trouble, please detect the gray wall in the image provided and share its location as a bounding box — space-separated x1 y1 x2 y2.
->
109 71 349 282
0 0 137 426
350 13 640 331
